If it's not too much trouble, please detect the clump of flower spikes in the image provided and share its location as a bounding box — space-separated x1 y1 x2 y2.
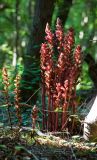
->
2 67 12 128
40 18 82 132
14 75 22 127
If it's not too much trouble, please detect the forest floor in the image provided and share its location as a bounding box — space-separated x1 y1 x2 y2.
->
0 127 97 160
0 92 96 160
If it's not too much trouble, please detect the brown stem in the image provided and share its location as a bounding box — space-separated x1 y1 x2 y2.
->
48 91 51 131
51 95 54 131
7 103 12 129
62 103 68 130
55 112 58 131
42 82 46 130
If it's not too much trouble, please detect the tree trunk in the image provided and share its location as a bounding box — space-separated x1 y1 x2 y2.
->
21 0 55 103
85 54 97 89
84 96 97 141
53 0 72 26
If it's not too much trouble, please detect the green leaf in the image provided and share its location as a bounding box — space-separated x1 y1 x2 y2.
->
15 145 25 151
54 107 62 112
0 144 7 149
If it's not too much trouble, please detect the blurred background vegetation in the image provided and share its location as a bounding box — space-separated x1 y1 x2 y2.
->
0 0 97 104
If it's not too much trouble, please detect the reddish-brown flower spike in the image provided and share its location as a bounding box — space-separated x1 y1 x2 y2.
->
68 28 74 46
56 18 64 41
74 45 82 65
32 105 38 129
14 75 22 127
54 83 61 106
64 28 74 54
40 43 49 71
61 80 69 100
45 23 54 45
57 52 65 69
2 67 12 129
2 68 10 88
64 80 69 89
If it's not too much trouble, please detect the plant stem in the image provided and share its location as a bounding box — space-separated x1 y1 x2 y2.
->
42 83 46 130
7 104 12 129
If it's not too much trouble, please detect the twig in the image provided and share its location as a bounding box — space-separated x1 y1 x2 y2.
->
25 87 41 104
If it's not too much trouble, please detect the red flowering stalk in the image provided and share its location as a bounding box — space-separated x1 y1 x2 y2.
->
32 105 38 129
40 23 54 131
53 19 65 131
69 45 82 106
40 43 47 130
70 45 82 131
45 24 55 131
14 75 22 127
2 67 12 129
40 43 52 131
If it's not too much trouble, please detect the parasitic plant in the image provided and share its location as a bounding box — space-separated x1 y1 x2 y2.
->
2 67 12 128
32 105 38 129
40 18 82 132
14 75 22 127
